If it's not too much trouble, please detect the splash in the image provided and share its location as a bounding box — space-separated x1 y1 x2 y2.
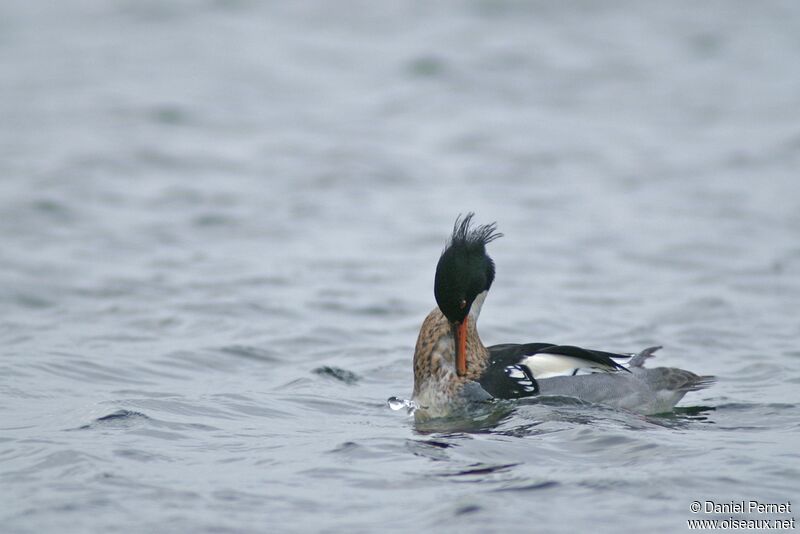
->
387 396 417 415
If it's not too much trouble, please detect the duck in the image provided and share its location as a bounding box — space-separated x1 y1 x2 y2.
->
411 213 713 419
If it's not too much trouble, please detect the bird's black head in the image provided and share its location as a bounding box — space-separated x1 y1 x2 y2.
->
434 213 502 324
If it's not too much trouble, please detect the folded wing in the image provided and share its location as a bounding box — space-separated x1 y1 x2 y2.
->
479 343 633 399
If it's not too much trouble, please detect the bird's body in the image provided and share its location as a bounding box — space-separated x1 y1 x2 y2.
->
411 214 713 419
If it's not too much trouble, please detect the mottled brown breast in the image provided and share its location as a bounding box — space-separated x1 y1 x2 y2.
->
412 308 489 397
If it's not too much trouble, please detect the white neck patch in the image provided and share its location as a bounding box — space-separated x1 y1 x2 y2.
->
469 290 488 321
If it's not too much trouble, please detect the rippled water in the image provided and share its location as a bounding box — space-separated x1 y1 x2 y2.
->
2 1 799 532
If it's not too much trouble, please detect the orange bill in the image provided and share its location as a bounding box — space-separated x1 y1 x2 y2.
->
455 320 468 376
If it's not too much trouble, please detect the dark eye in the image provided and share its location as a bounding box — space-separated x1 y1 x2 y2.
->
459 299 467 309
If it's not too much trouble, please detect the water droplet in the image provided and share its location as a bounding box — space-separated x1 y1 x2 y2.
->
387 397 404 410
387 397 417 414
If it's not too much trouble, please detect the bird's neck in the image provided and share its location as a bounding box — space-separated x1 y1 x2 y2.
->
412 308 489 399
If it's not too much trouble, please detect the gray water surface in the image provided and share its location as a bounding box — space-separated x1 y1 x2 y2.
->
2 1 799 532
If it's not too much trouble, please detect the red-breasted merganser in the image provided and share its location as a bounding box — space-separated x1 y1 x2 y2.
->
412 214 714 419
